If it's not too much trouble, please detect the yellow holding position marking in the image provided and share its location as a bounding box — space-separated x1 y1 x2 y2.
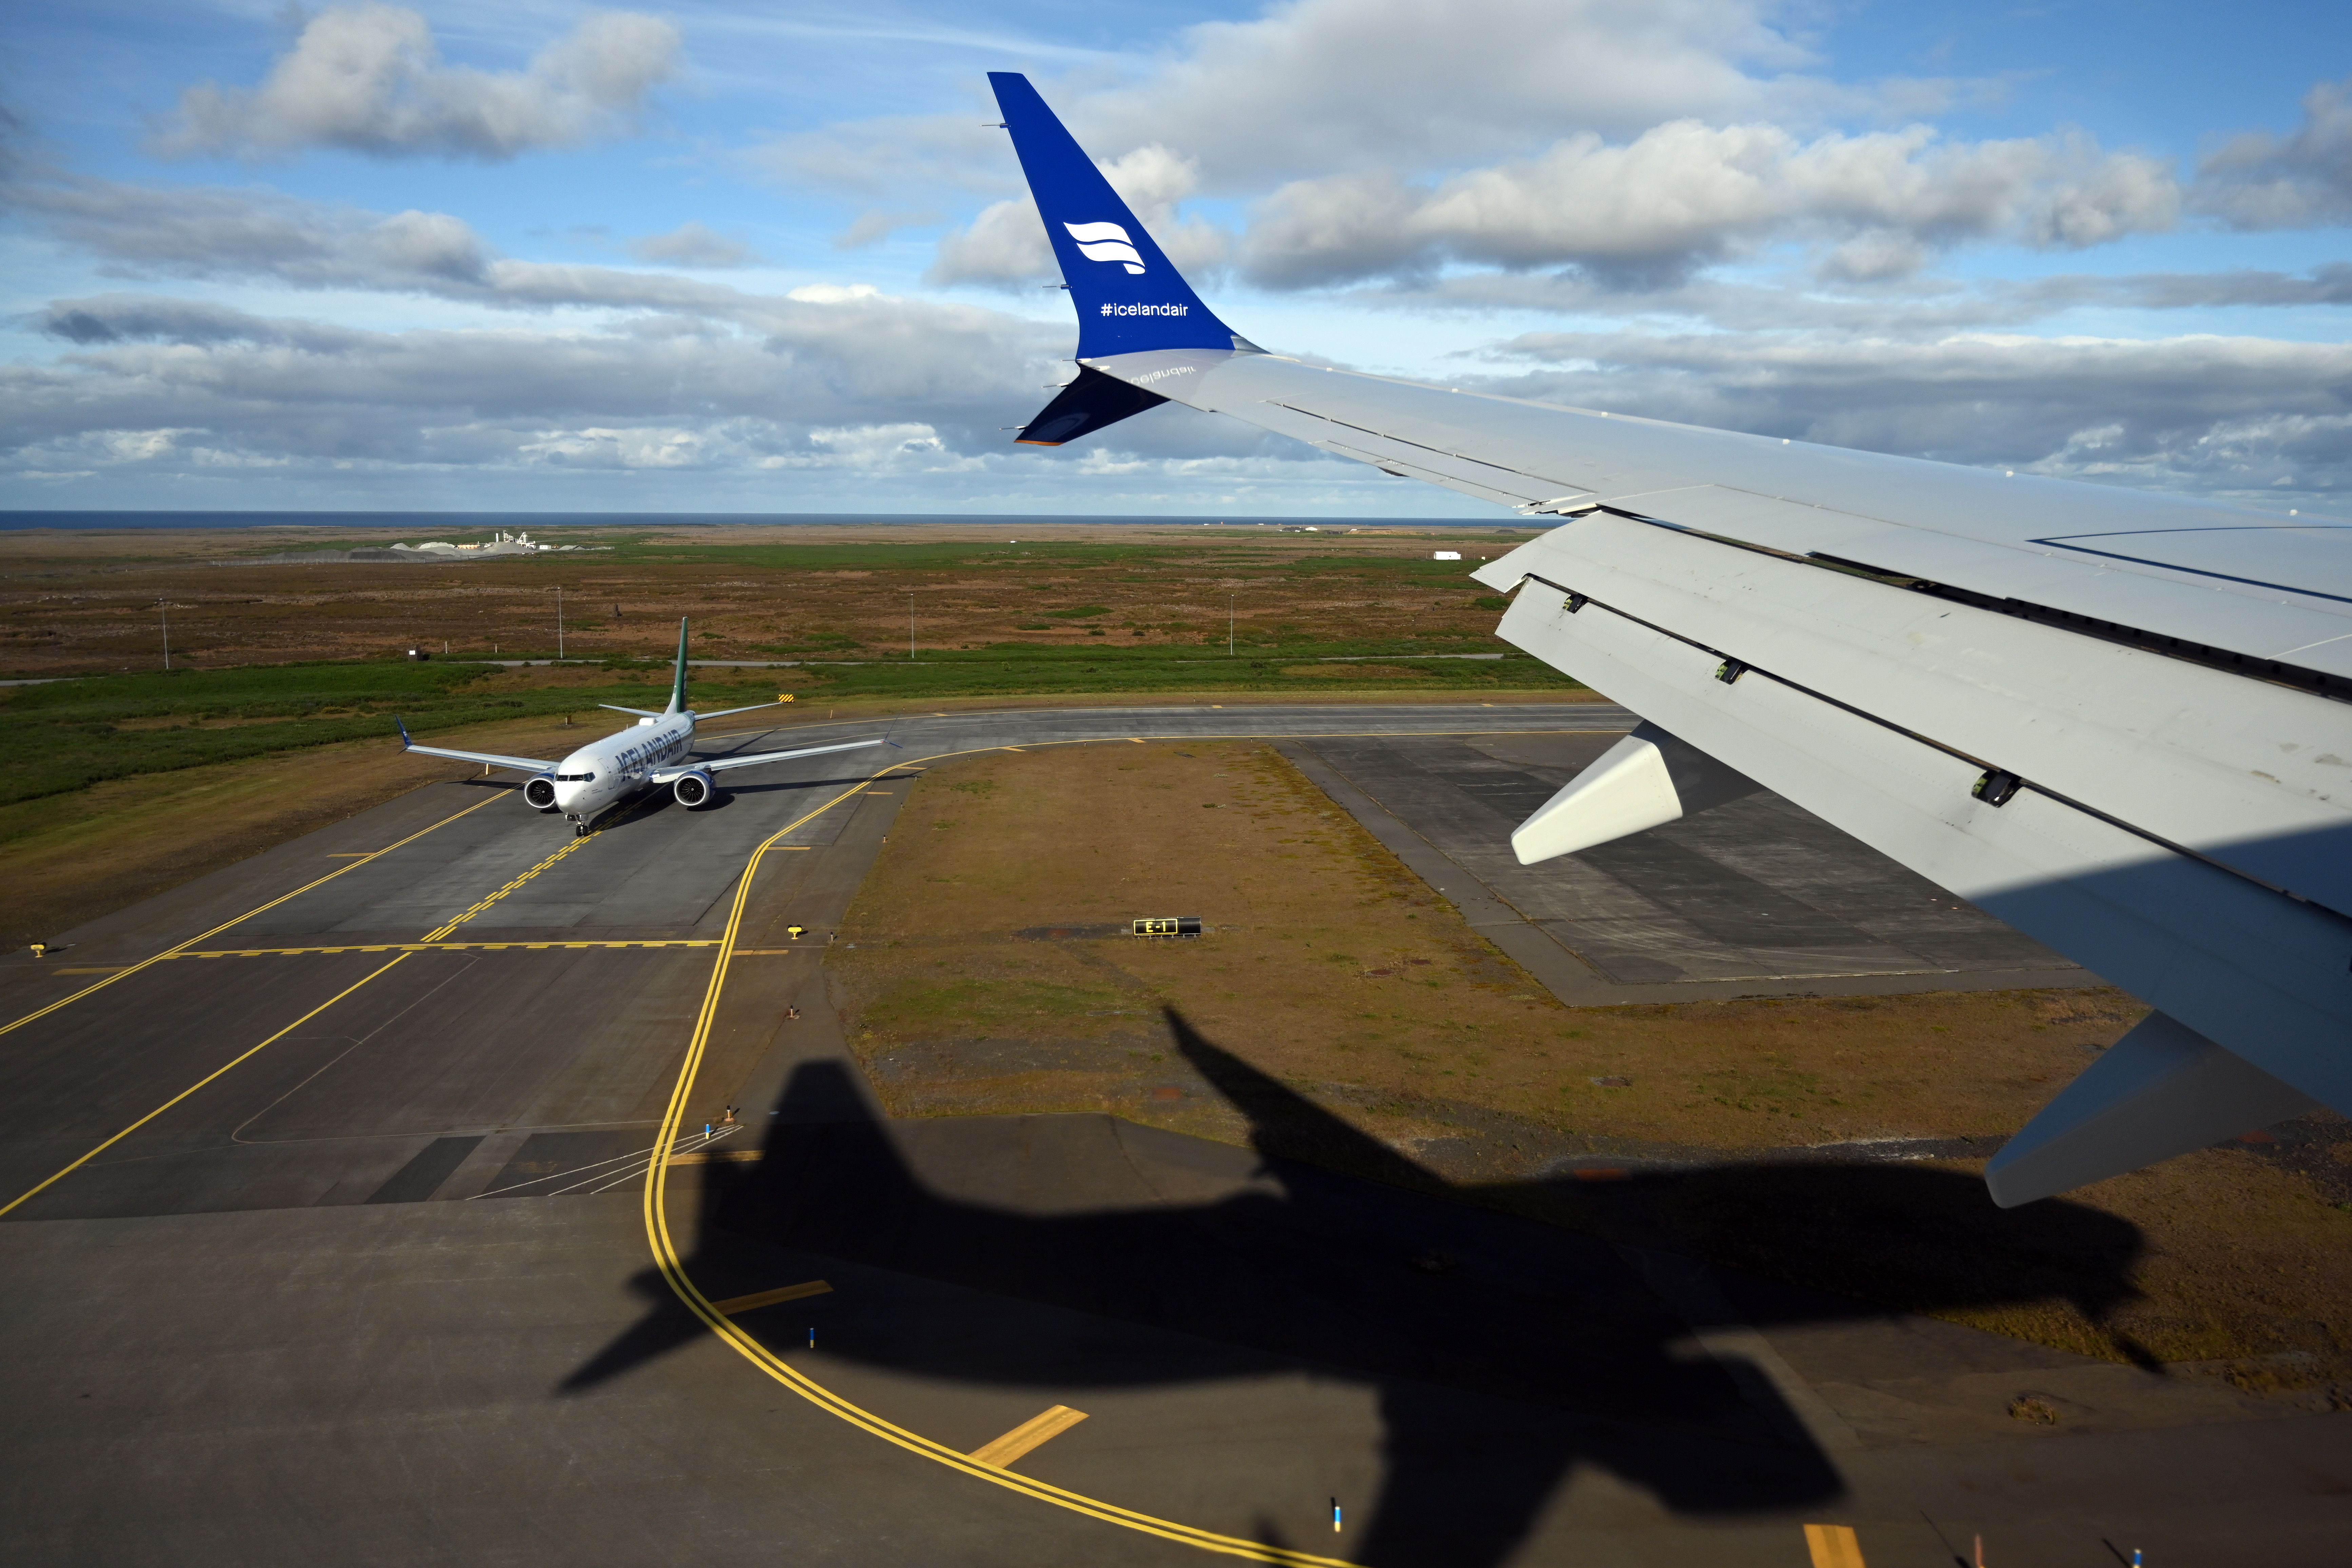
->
0 790 505 1042
164 941 720 958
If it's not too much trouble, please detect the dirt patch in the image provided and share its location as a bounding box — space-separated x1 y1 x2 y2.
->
828 741 2352 1375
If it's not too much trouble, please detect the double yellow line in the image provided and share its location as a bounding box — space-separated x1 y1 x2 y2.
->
640 747 1360 1568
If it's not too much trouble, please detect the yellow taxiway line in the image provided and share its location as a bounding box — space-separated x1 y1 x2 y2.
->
641 745 1362 1567
163 941 720 958
971 1406 1090 1470
0 953 414 1219
0 791 507 1043
710 1280 833 1315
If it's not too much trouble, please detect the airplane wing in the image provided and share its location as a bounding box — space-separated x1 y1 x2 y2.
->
988 70 2352 1204
650 737 883 784
395 719 555 774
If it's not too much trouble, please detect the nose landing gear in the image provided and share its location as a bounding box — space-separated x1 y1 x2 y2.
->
566 813 590 839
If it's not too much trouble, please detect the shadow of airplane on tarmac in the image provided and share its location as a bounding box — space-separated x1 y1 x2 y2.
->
566 1010 2146 1566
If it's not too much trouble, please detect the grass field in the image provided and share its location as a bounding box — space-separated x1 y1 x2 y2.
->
0 520 1580 938
828 741 2352 1382
1 518 1544 678
0 520 1575 811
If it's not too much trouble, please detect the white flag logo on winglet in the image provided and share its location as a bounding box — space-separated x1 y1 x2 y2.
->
1064 221 1146 274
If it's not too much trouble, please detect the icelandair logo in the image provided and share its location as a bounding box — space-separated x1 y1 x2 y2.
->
1064 221 1146 274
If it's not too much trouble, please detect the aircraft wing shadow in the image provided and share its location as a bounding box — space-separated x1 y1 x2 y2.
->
565 1010 2149 1566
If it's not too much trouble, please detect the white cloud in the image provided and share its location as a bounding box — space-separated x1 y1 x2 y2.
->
1239 121 2179 288
1475 328 2352 502
2193 75 2352 227
1088 0 1840 183
156 6 681 161
751 0 1879 211
627 222 755 268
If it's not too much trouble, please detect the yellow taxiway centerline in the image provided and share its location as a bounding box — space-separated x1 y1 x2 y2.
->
0 952 414 1219
0 791 507 1042
640 745 1363 1567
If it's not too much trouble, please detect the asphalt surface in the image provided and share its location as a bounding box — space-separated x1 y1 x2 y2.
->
0 701 2341 1567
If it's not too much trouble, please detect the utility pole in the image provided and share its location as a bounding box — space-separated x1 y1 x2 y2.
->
157 598 171 670
908 592 916 661
556 583 564 660
1228 595 1235 656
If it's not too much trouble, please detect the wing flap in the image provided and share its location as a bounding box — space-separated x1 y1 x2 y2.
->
1484 514 2352 916
1490 575 2352 1115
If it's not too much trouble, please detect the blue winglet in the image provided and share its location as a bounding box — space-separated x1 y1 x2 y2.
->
396 717 413 748
988 72 1243 360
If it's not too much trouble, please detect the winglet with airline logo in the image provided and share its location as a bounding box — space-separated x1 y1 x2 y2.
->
988 72 1247 363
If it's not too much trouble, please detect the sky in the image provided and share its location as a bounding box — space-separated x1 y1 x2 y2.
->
1 0 2348 518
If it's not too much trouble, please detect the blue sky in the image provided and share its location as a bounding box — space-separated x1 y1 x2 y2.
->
2 0 2347 516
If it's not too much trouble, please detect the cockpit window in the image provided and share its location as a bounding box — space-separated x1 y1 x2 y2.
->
554 772 596 782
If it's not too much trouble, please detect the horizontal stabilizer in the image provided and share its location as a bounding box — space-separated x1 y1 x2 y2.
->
1511 721 1761 864
1985 1012 2318 1207
1016 366 1168 447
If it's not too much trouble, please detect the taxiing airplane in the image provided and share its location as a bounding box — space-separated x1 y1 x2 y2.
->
988 72 2352 1204
398 619 879 836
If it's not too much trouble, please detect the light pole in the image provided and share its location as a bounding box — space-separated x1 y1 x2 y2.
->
1228 595 1235 657
156 598 171 670
908 592 916 661
556 583 564 660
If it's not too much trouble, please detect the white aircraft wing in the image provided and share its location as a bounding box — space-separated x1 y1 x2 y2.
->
396 720 555 774
650 737 883 784
1134 351 2351 1205
987 70 2352 1205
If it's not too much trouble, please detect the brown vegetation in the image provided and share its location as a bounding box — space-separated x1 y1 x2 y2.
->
829 741 2352 1374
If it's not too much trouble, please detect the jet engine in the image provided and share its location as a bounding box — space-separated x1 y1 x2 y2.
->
523 774 557 809
672 770 715 808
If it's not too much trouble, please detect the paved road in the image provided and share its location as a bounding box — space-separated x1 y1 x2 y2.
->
0 702 2339 1568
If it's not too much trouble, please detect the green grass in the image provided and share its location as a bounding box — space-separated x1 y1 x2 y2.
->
0 660 770 808
0 641 1579 808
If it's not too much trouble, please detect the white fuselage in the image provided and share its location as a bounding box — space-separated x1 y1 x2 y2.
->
549 713 696 817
